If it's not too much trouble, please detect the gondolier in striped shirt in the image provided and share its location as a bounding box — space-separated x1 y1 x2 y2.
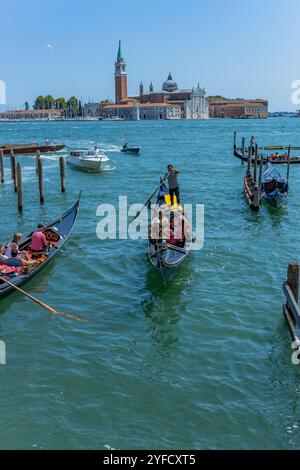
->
167 164 181 206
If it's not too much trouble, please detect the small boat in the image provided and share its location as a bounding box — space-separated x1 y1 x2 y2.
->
261 163 288 208
0 142 65 155
233 133 300 164
148 180 192 282
234 147 300 165
67 148 110 171
0 195 80 299
121 145 140 155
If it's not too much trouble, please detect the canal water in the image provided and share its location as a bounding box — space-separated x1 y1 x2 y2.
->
0 118 300 449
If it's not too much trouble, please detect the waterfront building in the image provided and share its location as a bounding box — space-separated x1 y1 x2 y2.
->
0 109 62 120
208 98 268 119
98 42 209 120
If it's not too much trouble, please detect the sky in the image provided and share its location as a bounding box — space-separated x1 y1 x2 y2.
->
1 0 299 111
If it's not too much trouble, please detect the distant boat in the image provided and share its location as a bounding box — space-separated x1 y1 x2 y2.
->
261 163 288 208
121 144 140 155
67 148 110 171
0 142 65 155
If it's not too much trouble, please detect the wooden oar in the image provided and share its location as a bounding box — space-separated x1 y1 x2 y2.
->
129 172 170 224
0 275 86 322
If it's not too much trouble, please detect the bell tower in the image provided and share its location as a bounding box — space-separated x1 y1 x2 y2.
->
115 40 128 103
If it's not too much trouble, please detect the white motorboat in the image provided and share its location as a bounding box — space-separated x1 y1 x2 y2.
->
67 148 110 171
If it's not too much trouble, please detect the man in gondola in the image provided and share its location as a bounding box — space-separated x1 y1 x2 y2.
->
166 164 181 207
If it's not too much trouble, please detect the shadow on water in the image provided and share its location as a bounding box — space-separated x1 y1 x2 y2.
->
140 260 194 356
264 204 287 228
268 319 300 449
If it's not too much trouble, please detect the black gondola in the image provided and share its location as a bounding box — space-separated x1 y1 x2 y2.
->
147 181 192 283
233 132 300 164
0 195 80 299
121 146 140 155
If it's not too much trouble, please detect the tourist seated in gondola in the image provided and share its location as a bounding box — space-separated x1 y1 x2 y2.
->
28 224 49 258
0 233 22 261
2 247 36 268
150 213 170 241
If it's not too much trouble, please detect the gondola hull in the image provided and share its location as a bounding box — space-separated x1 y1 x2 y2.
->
262 191 287 208
148 242 191 282
0 196 80 299
121 147 140 155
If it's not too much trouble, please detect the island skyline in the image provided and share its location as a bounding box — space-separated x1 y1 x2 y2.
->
1 0 299 112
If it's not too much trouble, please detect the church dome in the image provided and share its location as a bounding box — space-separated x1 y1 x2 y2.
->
162 73 178 92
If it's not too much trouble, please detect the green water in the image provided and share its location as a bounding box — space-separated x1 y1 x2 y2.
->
0 118 300 449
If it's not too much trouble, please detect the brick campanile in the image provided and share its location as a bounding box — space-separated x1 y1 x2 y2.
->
115 40 128 103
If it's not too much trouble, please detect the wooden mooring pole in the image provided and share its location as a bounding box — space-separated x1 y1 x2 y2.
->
11 154 17 192
241 137 245 165
0 150 4 183
241 137 245 155
59 156 66 193
283 263 300 349
10 149 14 179
17 163 23 213
37 157 44 204
233 131 237 150
254 143 258 183
287 145 291 182
258 150 263 205
36 149 40 174
247 145 252 173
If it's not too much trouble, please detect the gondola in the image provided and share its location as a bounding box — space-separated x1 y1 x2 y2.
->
121 146 140 155
0 195 80 299
147 181 192 283
234 147 300 165
0 142 65 156
261 163 288 208
233 132 300 164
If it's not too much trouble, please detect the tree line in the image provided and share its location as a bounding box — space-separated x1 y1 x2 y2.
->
32 95 83 117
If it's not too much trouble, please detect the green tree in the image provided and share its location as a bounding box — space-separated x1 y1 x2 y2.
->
78 100 83 117
55 97 67 110
24 101 30 110
44 95 55 109
67 96 79 117
34 95 46 109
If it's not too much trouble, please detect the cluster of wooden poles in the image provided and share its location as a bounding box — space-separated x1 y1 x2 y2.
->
242 140 291 211
244 143 263 210
0 149 66 212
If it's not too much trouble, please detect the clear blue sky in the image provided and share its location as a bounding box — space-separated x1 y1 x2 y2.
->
1 0 299 111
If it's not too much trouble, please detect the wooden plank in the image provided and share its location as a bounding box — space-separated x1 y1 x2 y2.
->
288 262 299 303
283 305 300 346
283 281 300 322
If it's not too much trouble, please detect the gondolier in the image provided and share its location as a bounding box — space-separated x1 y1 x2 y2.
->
167 164 180 206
